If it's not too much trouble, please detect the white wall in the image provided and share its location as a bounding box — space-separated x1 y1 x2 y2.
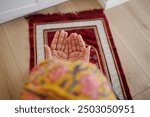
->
0 0 38 23
0 0 37 12
0 0 68 24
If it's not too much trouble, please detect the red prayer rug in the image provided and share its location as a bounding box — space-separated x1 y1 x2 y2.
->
27 9 132 100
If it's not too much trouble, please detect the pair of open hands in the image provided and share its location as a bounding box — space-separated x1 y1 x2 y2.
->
44 30 91 62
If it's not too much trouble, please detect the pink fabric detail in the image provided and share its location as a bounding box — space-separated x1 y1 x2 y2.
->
80 75 99 99
48 65 68 81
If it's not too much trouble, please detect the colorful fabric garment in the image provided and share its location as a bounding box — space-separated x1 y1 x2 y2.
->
21 60 116 100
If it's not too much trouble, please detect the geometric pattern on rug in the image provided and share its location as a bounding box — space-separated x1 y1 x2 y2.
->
27 9 132 100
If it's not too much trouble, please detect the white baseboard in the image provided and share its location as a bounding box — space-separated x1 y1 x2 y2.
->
0 4 38 24
98 0 129 9
0 0 68 24
37 0 68 11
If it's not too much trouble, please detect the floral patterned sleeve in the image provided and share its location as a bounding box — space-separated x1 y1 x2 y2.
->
21 60 116 100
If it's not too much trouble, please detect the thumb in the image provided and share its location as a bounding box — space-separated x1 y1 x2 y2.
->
84 46 91 62
44 45 53 60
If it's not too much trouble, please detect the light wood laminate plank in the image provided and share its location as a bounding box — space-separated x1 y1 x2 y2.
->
0 26 24 99
120 0 150 44
105 7 150 79
111 31 150 96
2 18 30 83
134 87 150 100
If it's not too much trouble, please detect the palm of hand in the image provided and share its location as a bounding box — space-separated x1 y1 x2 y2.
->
67 33 90 62
45 30 68 62
45 30 91 62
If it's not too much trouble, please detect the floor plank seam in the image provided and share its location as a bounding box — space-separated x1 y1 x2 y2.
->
136 0 150 17
119 3 150 44
133 87 150 98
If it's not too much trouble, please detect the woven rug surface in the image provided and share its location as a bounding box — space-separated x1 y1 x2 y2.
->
27 9 132 99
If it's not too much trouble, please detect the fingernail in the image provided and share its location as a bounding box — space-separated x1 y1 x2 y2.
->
74 33 77 35
56 30 59 32
79 34 83 38
65 32 68 36
61 30 64 32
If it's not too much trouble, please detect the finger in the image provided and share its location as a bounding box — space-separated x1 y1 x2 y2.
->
68 34 73 54
51 31 59 50
74 34 80 51
78 35 86 52
64 39 69 55
84 46 91 62
44 45 53 60
61 32 68 51
71 33 77 51
57 30 65 50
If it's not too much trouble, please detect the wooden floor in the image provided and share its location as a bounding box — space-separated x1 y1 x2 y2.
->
0 0 150 99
